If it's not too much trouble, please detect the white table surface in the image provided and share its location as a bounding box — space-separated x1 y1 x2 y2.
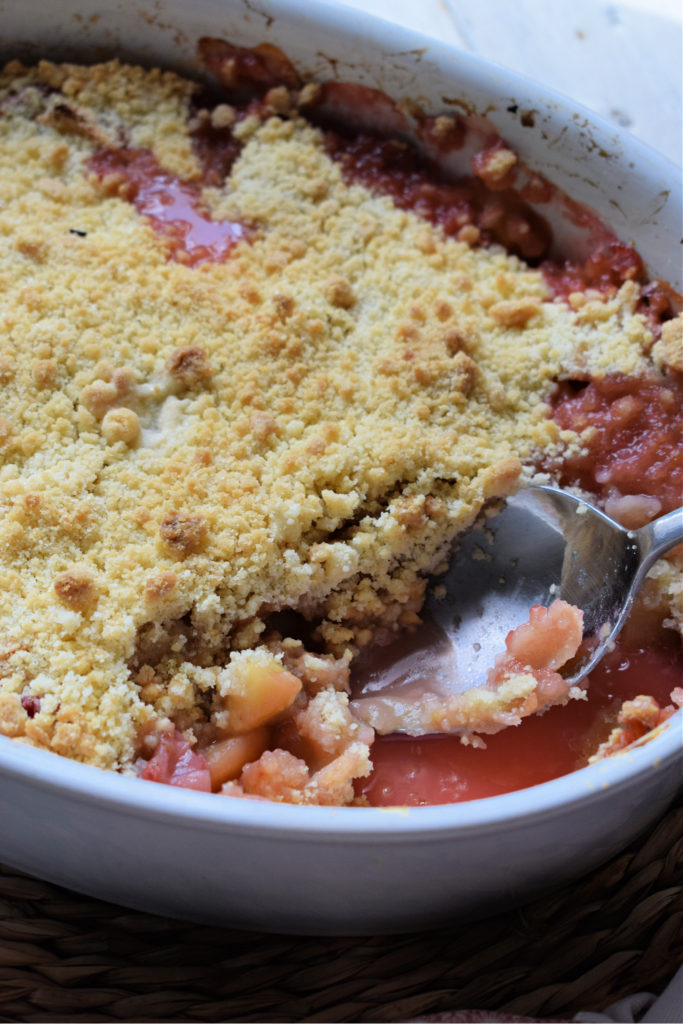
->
316 0 682 167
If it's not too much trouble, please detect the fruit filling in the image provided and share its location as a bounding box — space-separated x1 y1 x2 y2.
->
552 373 683 524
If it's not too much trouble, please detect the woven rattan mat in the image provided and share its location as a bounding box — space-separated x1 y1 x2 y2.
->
1 797 681 1024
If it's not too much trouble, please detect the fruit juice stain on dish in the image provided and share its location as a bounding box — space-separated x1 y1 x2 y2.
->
355 620 683 806
89 148 249 265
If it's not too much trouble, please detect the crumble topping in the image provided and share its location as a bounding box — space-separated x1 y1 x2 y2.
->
0 57 680 801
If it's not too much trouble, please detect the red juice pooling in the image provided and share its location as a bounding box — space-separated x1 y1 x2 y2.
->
357 631 682 807
88 148 250 266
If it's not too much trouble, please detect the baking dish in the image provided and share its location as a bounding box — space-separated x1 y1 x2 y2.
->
0 0 680 933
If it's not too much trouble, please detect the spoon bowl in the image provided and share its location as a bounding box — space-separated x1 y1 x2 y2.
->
426 485 683 690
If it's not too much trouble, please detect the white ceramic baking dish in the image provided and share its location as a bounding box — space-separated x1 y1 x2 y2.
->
0 0 680 934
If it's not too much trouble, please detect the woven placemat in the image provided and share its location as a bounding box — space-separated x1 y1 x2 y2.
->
1 797 681 1024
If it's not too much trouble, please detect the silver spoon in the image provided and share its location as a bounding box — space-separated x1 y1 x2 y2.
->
426 485 683 688
352 487 683 728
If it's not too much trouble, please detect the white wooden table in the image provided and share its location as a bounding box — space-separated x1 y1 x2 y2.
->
318 0 682 167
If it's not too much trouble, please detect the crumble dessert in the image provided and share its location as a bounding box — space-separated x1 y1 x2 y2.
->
0 50 680 805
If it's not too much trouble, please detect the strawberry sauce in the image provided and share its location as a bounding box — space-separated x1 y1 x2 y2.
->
358 635 682 806
89 148 250 266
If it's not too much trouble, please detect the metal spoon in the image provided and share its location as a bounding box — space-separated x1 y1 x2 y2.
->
424 485 683 689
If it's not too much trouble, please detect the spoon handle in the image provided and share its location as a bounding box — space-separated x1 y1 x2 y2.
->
636 507 683 574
